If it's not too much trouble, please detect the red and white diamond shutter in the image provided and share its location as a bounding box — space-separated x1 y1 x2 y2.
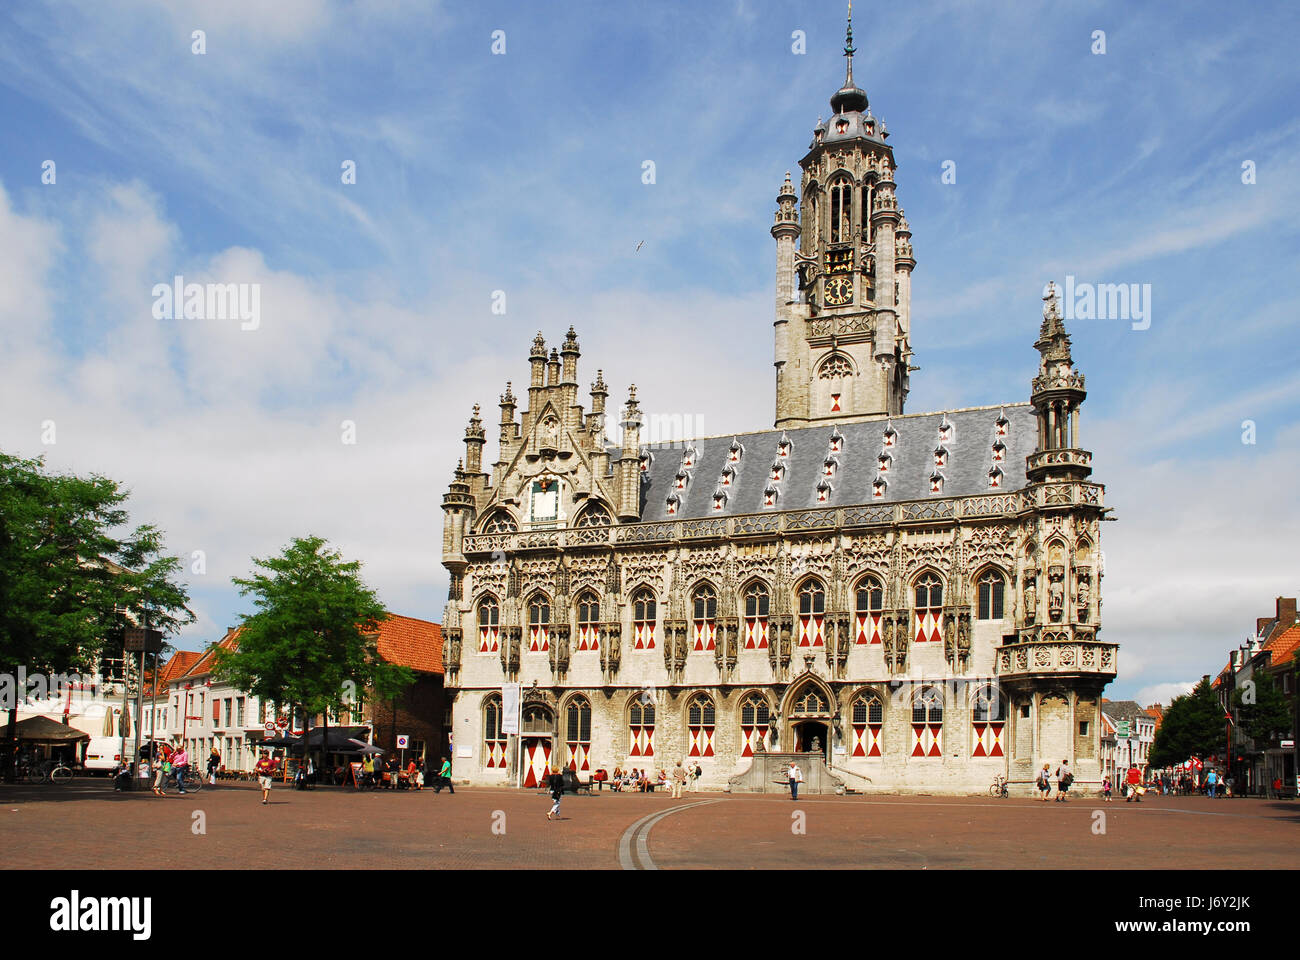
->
687 695 716 758
528 596 550 653
971 722 1006 758
744 616 768 649
629 702 655 758
739 695 770 758
971 686 1006 757
478 597 500 653
798 580 826 647
910 689 943 757
633 590 656 650
576 593 600 652
743 583 770 648
851 696 884 757
855 579 884 644
913 574 943 644
693 619 716 651
566 698 592 771
692 587 717 651
484 697 507 768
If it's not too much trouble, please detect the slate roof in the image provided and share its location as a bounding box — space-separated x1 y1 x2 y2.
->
635 403 1035 522
1102 700 1147 723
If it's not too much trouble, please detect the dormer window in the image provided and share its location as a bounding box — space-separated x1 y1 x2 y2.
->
639 447 654 473
938 420 953 443
988 467 1004 489
992 441 1006 463
770 461 785 482
674 472 688 490
777 436 792 458
763 485 779 508
816 479 832 503
728 438 744 462
665 494 679 516
712 488 728 512
882 424 898 448
995 413 1010 437
829 428 844 454
681 446 696 469
835 118 849 135
720 465 736 487
823 456 838 478
872 476 887 499
877 452 892 473
929 472 944 495
934 446 949 469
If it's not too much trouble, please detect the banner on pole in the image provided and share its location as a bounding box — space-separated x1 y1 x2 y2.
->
501 683 520 735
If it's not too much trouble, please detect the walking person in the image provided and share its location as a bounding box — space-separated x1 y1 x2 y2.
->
207 747 221 786
1054 759 1073 802
172 744 189 794
1101 774 1112 802
1037 763 1052 801
437 756 455 794
671 761 687 799
255 750 275 805
1125 765 1142 802
1206 768 1218 799
788 761 802 801
691 763 702 792
152 752 169 796
546 767 565 821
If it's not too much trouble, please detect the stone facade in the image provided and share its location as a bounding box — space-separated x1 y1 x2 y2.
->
440 19 1117 795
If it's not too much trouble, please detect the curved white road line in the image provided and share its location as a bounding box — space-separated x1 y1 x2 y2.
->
618 799 722 870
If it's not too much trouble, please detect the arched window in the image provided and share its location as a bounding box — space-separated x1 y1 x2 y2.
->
739 693 771 757
851 692 884 757
798 579 825 647
477 596 500 654
692 584 717 652
483 695 507 768
575 503 611 527
913 573 943 644
743 581 770 649
520 704 554 788
829 178 853 243
791 684 830 715
910 686 943 758
576 591 600 651
687 694 715 758
855 576 884 644
527 595 550 653
522 703 553 733
480 510 517 534
971 684 1007 758
629 698 656 758
860 181 873 243
978 570 1006 620
632 588 657 650
565 696 592 771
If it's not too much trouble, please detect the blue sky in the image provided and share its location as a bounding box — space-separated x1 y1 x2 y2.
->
1 0 1298 703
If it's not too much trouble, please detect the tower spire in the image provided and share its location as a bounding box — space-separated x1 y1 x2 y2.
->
845 1 856 86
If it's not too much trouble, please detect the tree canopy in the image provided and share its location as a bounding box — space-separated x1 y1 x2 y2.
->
213 536 413 724
1232 669 1293 749
1149 678 1226 767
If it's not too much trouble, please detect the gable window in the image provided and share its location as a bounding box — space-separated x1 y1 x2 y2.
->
692 585 718 651
478 596 500 654
740 694 771 757
934 446 948 468
978 571 1006 620
633 589 657 650
575 503 611 527
480 510 517 534
872 476 887 499
576 591 601 651
988 467 1004 489
527 595 550 653
855 576 884 644
992 441 1007 462
798 579 826 647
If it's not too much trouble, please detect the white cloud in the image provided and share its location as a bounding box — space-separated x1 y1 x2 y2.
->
1135 681 1197 707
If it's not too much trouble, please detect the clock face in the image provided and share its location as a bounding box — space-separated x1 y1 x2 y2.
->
825 275 853 306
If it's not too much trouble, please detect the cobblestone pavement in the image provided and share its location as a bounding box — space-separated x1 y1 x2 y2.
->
0 779 1293 869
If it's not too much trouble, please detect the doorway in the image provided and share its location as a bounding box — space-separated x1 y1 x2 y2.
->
794 720 829 760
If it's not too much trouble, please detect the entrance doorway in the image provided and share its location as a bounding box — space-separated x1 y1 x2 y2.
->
793 720 829 760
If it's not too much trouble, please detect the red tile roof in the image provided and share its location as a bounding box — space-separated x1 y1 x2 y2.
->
1264 623 1300 670
372 613 442 675
150 650 203 695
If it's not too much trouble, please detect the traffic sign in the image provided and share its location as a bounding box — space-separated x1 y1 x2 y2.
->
396 735 409 749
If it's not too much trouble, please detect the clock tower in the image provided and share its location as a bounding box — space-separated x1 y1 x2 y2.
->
773 3 915 429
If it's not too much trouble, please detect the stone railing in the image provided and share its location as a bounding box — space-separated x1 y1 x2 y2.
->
996 640 1116 680
1026 449 1092 473
459 486 1102 556
1031 372 1086 393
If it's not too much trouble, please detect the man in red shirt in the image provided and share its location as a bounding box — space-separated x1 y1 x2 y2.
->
1125 765 1142 802
255 751 275 805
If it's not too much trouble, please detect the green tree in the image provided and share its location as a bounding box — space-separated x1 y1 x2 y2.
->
0 451 194 777
1233 671 1292 747
213 536 413 775
1149 679 1224 768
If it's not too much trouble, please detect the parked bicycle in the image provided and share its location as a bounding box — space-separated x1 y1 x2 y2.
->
989 774 1010 798
21 760 74 785
161 768 203 793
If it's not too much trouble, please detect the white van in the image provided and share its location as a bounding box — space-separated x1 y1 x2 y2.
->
84 737 126 773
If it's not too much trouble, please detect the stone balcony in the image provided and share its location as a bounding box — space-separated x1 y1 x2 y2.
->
996 636 1117 683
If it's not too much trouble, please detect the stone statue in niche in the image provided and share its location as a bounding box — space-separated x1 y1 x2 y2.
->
957 616 971 666
1048 571 1065 622
1023 576 1037 624
943 616 956 665
1076 575 1091 622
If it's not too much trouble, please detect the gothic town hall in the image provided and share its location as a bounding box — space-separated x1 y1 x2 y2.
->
440 24 1116 795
